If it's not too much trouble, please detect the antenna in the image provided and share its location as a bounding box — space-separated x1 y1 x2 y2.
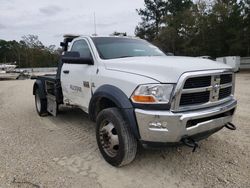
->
93 12 97 36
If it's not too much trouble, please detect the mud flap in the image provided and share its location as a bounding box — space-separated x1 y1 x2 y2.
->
47 94 57 116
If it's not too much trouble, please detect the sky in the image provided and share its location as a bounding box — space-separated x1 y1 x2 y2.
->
0 0 145 46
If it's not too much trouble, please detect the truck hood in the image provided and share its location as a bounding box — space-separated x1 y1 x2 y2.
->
103 56 232 83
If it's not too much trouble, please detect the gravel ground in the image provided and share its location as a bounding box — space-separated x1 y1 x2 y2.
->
0 73 249 188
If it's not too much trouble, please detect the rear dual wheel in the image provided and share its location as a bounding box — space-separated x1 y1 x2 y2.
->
96 108 137 167
35 89 48 116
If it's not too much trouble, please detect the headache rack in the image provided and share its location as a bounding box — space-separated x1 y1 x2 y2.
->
60 34 81 52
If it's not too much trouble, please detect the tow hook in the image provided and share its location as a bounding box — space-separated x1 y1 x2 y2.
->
181 137 199 152
225 122 236 130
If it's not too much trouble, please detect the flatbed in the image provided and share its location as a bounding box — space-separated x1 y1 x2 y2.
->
37 74 57 81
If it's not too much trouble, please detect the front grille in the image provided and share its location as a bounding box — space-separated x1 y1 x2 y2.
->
219 87 232 99
184 76 211 89
220 74 232 84
180 91 210 106
177 73 233 108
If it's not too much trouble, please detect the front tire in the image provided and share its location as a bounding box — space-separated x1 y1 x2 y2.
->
96 108 137 167
35 89 48 116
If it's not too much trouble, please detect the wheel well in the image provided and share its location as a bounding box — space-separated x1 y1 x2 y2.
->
92 97 117 121
33 83 38 95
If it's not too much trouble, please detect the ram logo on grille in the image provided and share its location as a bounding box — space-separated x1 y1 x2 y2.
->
211 77 221 101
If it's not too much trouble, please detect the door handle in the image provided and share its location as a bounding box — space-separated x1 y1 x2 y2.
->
63 70 69 74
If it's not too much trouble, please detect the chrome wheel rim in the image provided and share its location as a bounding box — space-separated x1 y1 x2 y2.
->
99 121 119 157
35 93 41 112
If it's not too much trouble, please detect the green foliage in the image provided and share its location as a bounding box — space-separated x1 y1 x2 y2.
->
0 35 60 68
135 0 167 41
136 0 250 57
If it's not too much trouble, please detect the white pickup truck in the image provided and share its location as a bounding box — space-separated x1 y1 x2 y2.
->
33 35 237 166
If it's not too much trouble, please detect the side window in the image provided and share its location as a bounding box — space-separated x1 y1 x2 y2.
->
71 40 92 59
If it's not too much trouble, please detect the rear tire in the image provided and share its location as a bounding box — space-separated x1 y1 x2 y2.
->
35 89 48 116
96 108 137 167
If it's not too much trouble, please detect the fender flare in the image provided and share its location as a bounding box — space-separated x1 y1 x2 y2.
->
33 79 46 99
89 85 140 139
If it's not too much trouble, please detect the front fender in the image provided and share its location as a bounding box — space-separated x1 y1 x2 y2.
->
89 85 140 139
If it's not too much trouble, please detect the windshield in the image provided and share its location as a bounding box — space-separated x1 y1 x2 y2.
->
91 37 166 60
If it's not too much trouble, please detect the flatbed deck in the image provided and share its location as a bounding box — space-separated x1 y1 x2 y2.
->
37 74 57 82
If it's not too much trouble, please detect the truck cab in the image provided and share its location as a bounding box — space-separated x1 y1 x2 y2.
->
33 35 237 166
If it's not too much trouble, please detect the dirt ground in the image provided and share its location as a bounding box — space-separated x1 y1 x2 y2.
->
0 73 249 188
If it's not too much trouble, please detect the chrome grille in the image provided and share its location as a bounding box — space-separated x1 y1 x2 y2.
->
180 91 210 106
220 74 233 84
183 76 211 89
171 70 235 111
219 86 232 99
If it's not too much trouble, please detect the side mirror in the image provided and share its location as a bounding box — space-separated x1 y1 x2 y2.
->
61 51 94 65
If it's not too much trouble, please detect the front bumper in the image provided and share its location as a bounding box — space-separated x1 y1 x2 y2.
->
135 99 237 143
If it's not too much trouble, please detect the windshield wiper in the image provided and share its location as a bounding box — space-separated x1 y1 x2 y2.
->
115 56 134 59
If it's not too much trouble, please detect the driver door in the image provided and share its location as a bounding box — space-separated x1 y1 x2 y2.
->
61 39 95 112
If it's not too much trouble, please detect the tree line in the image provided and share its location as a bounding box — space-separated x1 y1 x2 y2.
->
1 0 249 67
135 0 250 58
0 35 60 68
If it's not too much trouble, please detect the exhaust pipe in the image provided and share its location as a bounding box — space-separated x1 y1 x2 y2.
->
225 122 236 130
181 137 198 152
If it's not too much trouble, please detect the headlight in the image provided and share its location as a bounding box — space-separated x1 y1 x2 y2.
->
131 84 174 104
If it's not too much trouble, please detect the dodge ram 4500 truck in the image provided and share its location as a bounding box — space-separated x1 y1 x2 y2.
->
33 35 237 166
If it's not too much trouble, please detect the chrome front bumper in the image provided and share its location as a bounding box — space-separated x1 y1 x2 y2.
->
135 99 237 143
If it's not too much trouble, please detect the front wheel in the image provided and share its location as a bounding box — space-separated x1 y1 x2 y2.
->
96 108 137 167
